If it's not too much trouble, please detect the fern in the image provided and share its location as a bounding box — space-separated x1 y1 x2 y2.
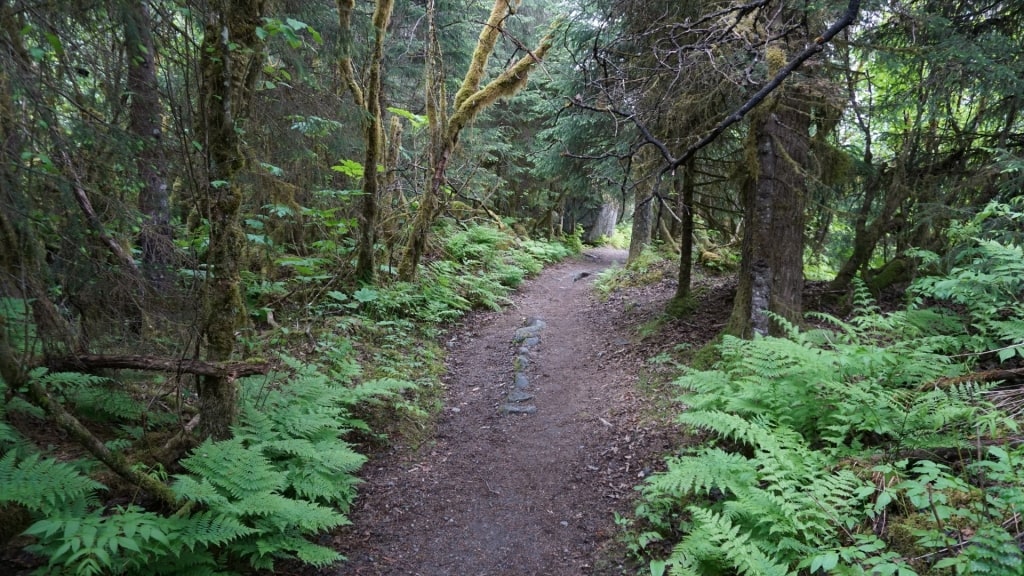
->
633 281 1020 574
180 438 285 499
15 360 378 575
0 451 104 515
665 507 791 576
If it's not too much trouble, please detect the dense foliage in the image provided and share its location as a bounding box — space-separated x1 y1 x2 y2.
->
628 205 1024 574
1 0 1023 572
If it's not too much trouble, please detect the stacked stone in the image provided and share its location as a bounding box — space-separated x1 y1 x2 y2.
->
500 317 544 415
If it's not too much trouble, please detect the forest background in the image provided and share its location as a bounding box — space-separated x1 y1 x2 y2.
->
1 0 1023 574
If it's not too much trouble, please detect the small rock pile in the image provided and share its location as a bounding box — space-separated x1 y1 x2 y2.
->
499 316 545 415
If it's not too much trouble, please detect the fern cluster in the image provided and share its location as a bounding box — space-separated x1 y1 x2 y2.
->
632 276 1023 575
1 361 398 575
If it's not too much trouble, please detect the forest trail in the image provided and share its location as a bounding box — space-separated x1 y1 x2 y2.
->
333 247 678 575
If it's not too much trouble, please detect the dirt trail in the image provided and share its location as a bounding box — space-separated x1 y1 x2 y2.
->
333 247 681 575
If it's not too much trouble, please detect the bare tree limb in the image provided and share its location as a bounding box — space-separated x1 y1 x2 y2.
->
661 0 861 176
45 354 272 379
569 0 862 178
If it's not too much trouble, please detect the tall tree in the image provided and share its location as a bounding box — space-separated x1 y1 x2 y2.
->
338 0 394 284
196 0 267 440
124 1 172 287
724 42 813 337
398 0 555 280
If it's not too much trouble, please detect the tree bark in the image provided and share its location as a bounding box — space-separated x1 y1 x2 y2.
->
124 0 173 287
669 161 696 312
352 0 394 284
627 190 653 264
196 0 266 440
725 49 811 338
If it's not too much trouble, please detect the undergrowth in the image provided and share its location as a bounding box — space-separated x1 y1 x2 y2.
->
2 361 386 575
595 246 675 301
0 223 576 574
627 234 1024 576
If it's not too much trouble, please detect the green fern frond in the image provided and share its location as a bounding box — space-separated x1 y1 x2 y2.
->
677 410 780 451
669 507 791 576
644 449 758 499
68 386 146 422
232 492 348 532
36 370 111 394
180 438 285 499
178 511 257 548
0 451 104 515
292 537 346 566
286 467 361 506
233 530 343 570
171 476 230 507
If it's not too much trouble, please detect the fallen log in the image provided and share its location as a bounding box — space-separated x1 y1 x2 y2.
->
45 354 272 379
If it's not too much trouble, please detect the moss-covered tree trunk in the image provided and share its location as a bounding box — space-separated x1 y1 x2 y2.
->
725 47 810 338
338 0 394 284
196 0 265 440
668 160 696 314
627 187 653 264
398 0 554 281
123 1 172 287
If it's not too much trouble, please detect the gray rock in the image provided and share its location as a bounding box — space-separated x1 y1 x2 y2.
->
513 373 530 389
507 390 535 402
500 403 537 415
514 354 530 370
524 316 545 328
523 336 540 347
513 318 546 341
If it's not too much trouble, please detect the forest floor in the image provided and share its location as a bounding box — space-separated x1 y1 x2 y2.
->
327 247 737 576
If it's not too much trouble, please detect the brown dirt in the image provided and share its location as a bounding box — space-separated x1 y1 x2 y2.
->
329 248 734 576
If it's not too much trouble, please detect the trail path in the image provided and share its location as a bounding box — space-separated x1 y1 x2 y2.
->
334 247 678 575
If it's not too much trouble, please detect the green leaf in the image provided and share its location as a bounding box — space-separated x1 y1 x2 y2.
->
330 159 364 179
353 287 379 303
810 551 839 572
326 291 348 302
998 346 1016 362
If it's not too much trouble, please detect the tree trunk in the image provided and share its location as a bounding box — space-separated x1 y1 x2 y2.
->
584 200 617 243
398 0 552 281
668 161 696 314
627 190 653 264
342 0 394 285
196 0 265 440
828 166 907 294
725 56 810 338
124 1 172 287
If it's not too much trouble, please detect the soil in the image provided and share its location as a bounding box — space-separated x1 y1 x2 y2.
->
329 247 734 576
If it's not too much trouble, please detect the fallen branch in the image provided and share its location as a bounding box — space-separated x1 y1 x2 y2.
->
844 437 1024 471
46 354 272 379
0 330 179 509
926 367 1024 390
24 378 181 509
